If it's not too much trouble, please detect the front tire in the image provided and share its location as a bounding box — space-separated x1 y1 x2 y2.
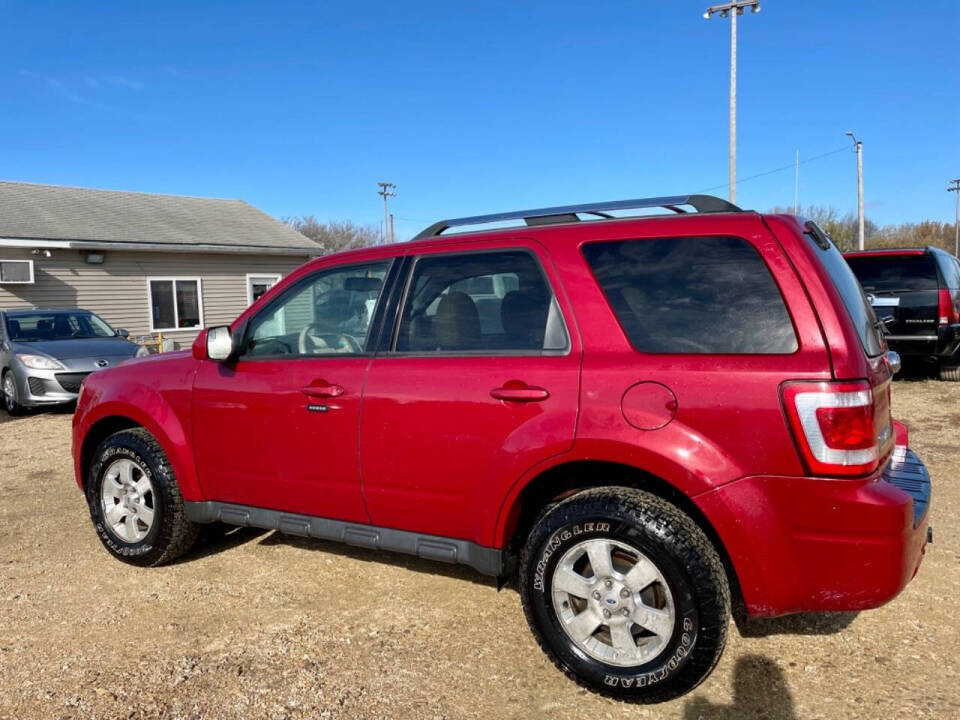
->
2 370 26 416
519 487 730 703
85 428 199 566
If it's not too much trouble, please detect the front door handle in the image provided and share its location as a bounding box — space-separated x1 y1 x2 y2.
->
301 383 344 398
490 381 550 403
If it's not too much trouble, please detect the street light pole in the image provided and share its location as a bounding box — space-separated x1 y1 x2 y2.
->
949 179 960 257
377 182 396 244
703 0 760 205
846 132 865 251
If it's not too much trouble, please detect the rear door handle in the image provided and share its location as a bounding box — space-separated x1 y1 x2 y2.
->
490 382 550 402
301 383 344 398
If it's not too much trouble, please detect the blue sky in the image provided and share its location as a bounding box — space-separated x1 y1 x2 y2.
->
3 1 958 240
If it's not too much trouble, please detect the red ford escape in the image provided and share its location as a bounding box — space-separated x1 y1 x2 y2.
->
72 195 932 702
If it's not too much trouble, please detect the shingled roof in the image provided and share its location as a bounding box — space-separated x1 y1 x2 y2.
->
0 181 318 253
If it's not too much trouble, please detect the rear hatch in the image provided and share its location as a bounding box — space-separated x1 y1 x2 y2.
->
844 253 940 339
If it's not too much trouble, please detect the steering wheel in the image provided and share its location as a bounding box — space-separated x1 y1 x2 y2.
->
298 324 363 354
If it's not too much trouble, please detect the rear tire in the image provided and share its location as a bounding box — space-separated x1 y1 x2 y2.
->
938 364 960 381
2 371 26 416
519 487 730 703
85 428 199 566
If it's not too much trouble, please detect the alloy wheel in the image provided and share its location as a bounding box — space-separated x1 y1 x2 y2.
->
550 538 675 667
100 458 156 543
3 374 15 412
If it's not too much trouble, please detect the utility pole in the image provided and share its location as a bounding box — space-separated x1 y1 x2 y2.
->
703 0 760 205
377 182 396 244
949 179 960 257
845 132 864 250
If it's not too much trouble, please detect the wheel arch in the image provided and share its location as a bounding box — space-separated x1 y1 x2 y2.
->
79 415 143 487
496 459 745 612
76 399 203 501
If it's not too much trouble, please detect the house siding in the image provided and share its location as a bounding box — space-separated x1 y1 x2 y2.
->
0 248 312 346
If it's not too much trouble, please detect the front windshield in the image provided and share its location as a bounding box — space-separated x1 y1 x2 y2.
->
4 312 116 341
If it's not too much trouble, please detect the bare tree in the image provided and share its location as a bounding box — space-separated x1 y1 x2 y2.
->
769 206 894 253
285 217 380 254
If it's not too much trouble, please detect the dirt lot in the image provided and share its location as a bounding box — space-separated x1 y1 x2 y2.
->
1 381 958 720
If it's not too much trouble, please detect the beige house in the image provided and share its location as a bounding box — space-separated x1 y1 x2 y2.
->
0 181 317 348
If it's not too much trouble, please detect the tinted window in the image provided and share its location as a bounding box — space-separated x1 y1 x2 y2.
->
583 236 798 354
244 262 389 357
396 251 568 353
807 233 884 357
845 254 940 293
933 253 960 290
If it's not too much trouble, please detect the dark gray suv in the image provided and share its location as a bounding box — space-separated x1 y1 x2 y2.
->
845 247 960 380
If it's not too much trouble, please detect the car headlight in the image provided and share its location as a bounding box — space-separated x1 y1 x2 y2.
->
16 353 65 370
135 345 151 358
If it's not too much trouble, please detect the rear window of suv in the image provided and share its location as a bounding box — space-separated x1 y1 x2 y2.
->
582 235 798 354
844 254 940 293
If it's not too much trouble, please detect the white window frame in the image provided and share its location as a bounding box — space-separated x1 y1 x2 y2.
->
0 259 35 284
246 273 282 306
146 276 205 332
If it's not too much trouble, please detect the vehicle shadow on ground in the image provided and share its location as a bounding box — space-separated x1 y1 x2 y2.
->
734 610 859 638
684 654 797 720
895 363 938 382
0 402 75 424
174 523 270 563
257 531 502 590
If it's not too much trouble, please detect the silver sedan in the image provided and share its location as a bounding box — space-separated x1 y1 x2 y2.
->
0 309 147 415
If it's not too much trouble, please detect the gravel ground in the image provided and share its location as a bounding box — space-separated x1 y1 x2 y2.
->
1 381 958 720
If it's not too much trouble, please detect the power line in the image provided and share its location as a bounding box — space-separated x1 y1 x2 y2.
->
698 145 849 194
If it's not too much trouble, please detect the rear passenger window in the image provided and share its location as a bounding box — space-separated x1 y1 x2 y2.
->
583 236 798 354
395 250 568 354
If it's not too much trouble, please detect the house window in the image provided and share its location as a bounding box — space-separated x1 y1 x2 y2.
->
148 278 203 331
246 274 281 305
0 259 34 284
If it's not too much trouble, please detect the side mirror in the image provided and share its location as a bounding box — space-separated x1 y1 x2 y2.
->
116 328 130 338
205 326 235 362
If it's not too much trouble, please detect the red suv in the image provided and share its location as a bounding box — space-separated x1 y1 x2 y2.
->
72 195 932 702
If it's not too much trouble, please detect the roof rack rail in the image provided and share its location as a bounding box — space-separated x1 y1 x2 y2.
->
414 194 742 239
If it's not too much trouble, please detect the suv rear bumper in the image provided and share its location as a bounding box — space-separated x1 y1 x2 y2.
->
695 447 931 618
885 323 960 360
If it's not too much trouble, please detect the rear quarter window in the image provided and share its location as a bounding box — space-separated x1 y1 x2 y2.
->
807 230 884 357
582 235 798 354
934 252 960 290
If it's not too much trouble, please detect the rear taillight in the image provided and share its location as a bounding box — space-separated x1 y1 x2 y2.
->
781 380 891 477
938 289 959 325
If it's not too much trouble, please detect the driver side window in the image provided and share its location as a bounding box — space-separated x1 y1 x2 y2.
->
243 261 390 358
